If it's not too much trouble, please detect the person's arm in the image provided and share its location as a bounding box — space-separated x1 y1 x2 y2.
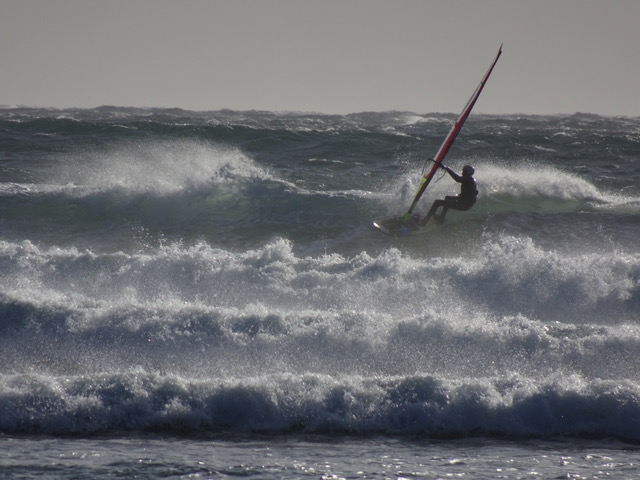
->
443 166 462 182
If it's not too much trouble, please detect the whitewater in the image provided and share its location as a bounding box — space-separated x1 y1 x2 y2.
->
1 107 640 478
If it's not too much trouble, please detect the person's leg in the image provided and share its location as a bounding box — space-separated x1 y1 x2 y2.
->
437 196 460 224
423 199 445 224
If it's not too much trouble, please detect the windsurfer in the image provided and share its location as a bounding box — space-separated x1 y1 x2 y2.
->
422 164 478 225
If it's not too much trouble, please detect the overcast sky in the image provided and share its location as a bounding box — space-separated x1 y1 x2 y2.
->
1 0 638 116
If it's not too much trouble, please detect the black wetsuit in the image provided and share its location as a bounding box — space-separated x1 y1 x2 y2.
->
424 168 478 224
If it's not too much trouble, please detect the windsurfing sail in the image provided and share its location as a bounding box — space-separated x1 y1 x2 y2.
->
401 44 502 222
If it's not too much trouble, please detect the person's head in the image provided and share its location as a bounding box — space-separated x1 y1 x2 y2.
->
462 165 475 177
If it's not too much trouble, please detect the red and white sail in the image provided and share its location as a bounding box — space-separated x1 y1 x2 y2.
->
403 45 502 220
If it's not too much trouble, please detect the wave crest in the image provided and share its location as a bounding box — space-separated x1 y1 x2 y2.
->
2 371 640 441
55 139 273 194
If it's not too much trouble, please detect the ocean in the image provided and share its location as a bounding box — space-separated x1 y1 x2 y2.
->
1 107 639 478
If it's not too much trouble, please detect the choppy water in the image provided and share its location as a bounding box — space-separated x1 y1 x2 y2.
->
1 107 639 478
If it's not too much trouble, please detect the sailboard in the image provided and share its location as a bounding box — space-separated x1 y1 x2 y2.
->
373 45 502 236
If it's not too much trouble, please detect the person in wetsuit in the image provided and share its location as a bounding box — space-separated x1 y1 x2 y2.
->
423 164 478 225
